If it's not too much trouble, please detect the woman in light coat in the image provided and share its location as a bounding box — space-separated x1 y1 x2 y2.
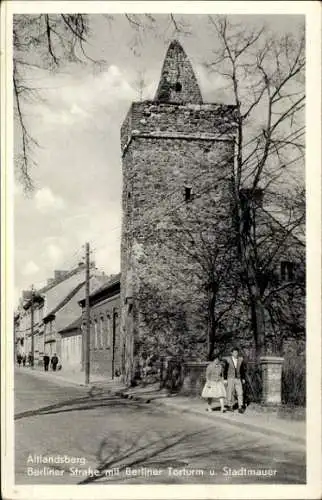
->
201 353 227 413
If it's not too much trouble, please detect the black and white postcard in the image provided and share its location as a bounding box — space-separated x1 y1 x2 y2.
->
1 1 321 499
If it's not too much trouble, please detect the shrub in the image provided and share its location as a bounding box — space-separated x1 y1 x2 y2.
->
282 355 306 406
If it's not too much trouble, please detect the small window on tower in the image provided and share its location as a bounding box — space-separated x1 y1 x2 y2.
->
128 192 131 199
185 187 192 202
280 260 295 281
175 82 182 92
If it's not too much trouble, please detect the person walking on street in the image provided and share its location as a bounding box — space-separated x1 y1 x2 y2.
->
17 353 22 367
224 347 246 413
28 352 33 367
22 354 26 367
43 354 50 371
201 352 227 413
51 354 59 372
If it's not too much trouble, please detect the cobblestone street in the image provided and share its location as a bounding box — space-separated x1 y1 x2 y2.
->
14 369 306 485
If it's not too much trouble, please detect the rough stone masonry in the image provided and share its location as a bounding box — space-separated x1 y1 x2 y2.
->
120 40 238 384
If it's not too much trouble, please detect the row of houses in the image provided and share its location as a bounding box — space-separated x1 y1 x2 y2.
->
14 263 121 378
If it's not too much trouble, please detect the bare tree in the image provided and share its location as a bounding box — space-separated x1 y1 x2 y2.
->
13 13 305 359
160 213 243 361
204 16 305 359
132 70 148 101
13 13 193 190
13 14 99 190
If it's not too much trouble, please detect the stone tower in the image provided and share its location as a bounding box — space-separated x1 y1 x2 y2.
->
120 40 237 384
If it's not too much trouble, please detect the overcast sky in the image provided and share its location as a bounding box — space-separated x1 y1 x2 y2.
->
14 13 304 304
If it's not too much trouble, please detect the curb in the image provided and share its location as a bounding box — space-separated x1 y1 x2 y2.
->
17 368 105 390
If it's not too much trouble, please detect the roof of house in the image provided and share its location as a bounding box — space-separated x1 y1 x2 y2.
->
43 274 111 327
89 272 121 298
78 272 121 307
76 274 114 303
262 207 305 247
43 280 86 322
59 315 82 334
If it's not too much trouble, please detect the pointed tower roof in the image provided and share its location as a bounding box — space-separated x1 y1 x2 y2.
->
155 40 203 104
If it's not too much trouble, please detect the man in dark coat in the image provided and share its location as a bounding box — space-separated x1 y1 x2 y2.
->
28 352 33 367
43 354 50 371
51 354 59 371
224 347 246 413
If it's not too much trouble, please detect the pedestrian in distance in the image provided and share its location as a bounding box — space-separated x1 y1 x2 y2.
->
51 353 59 372
201 352 227 413
224 347 246 414
43 354 50 371
22 354 26 367
28 352 33 367
17 353 22 367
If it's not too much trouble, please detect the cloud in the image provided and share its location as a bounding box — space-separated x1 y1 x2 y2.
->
70 103 89 118
35 187 65 212
45 244 64 266
196 64 233 103
22 261 40 276
33 64 137 128
14 182 24 197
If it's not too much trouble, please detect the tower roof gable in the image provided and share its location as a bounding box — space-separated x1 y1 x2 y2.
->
155 40 203 104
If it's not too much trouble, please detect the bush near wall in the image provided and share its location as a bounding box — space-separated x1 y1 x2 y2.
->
281 355 306 406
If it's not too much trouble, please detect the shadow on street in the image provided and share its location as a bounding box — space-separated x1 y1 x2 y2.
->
14 394 143 420
78 426 306 485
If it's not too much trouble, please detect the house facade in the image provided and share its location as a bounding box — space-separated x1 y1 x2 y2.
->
56 274 112 370
14 263 101 364
59 317 83 370
79 274 121 378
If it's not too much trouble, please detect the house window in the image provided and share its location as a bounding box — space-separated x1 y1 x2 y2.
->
113 312 119 343
185 187 192 202
280 261 295 281
99 317 104 349
89 319 94 349
106 314 111 348
94 319 98 349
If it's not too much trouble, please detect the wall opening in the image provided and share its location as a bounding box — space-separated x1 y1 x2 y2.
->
280 261 295 281
185 187 192 202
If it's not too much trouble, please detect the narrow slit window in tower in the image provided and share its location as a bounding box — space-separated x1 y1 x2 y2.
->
185 187 192 202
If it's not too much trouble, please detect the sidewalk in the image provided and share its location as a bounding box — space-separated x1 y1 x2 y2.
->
111 385 306 446
21 365 124 391
22 366 306 446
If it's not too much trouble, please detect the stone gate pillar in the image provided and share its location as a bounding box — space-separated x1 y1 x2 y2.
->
260 356 284 405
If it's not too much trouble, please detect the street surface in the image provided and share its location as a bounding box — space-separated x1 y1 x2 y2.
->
15 369 305 485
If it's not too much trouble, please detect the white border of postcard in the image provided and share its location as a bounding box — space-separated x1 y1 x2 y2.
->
1 1 321 499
